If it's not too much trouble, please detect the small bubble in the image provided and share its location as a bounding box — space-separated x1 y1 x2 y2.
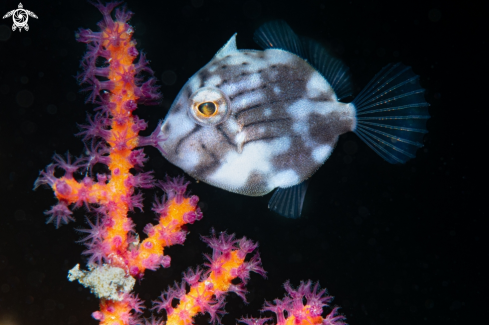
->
191 0 204 8
23 37 31 47
393 50 400 57
135 23 147 36
0 84 10 95
243 0 262 19
394 284 402 294
20 76 29 84
343 140 358 155
0 25 11 41
57 27 70 40
25 295 34 304
288 252 302 263
66 91 76 102
429 9 442 22
16 89 34 107
161 70 177 86
376 48 386 57
334 44 345 55
28 271 44 287
358 206 369 217
44 299 57 311
21 121 37 135
46 104 57 114
1 283 10 293
198 201 208 212
14 210 26 221
450 300 462 310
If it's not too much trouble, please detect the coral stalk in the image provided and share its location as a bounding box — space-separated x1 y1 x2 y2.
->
34 1 185 280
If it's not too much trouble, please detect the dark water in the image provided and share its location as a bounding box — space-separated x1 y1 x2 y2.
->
0 0 484 324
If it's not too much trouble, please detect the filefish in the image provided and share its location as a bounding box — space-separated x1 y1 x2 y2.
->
156 21 430 218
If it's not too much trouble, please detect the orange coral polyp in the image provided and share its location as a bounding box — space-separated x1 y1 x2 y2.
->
127 196 200 274
95 299 132 325
165 198 194 224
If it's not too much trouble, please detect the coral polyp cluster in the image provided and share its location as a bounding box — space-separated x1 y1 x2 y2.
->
246 280 346 325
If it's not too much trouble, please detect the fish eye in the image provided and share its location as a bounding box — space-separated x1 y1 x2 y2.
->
189 87 230 126
198 102 217 116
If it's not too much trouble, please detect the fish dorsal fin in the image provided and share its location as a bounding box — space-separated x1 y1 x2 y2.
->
215 33 238 59
254 20 305 58
300 37 353 100
254 20 352 101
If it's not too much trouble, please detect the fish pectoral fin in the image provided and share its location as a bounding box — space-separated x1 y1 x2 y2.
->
235 131 246 154
268 180 309 218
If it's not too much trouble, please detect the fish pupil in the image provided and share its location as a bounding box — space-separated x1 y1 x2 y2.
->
198 102 216 116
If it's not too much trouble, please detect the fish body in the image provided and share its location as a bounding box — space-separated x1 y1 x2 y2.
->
157 21 430 218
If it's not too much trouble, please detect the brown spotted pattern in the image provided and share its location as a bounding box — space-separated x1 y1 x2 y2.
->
158 48 356 195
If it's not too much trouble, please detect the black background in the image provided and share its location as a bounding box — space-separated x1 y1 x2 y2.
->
0 0 485 324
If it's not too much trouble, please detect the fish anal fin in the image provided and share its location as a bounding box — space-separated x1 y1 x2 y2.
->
268 180 309 218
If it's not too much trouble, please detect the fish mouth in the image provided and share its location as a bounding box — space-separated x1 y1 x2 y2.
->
139 120 168 156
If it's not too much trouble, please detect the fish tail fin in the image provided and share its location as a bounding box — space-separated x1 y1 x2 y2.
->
352 63 430 164
268 180 309 219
